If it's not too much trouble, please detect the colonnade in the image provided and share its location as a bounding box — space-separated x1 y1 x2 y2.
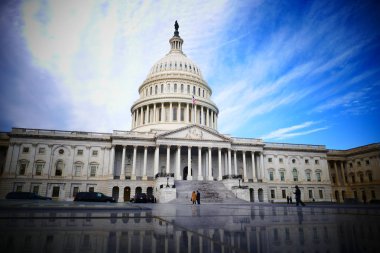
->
114 144 265 182
132 102 218 129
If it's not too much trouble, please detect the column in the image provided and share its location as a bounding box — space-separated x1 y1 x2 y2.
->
251 152 257 182
340 161 346 185
215 114 218 130
143 146 147 180
166 146 171 174
140 107 143 125
186 103 190 123
110 145 115 177
243 151 248 181
120 146 126 180
188 147 192 180
194 105 197 124
228 149 232 176
198 147 203 180
153 103 156 123
131 112 134 128
334 162 340 186
208 148 213 180
201 106 204 125
206 108 210 127
154 145 159 176
131 146 137 180
169 102 173 122
234 150 237 175
161 103 165 122
5 143 14 176
176 146 181 180
260 152 264 181
218 148 222 180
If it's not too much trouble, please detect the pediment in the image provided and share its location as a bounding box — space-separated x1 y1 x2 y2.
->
157 125 229 142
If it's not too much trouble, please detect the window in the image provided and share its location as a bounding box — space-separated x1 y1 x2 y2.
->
193 86 195 95
22 147 29 153
292 168 298 181
16 185 22 192
368 171 373 182
315 160 319 165
280 171 285 181
268 158 272 163
359 173 364 183
155 85 158 94
52 186 60 198
74 164 82 177
174 83 177 92
35 162 44 176
150 86 152 95
90 164 98 177
319 189 324 199
305 159 309 164
89 187 95 192
32 185 39 194
72 187 79 197
357 161 361 167
92 150 98 156
270 189 275 199
161 84 164 93
279 158 283 163
19 162 27 175
306 171 311 181
38 147 45 154
366 160 370 166
269 171 274 181
58 149 64 154
77 149 83 155
292 159 296 164
55 161 63 176
282 190 286 198
187 85 190 94
316 172 321 182
309 190 313 199
351 175 356 183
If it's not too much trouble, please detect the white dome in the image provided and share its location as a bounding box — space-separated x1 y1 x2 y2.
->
147 51 203 79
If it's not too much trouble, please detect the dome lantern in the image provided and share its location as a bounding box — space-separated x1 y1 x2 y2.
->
169 20 183 53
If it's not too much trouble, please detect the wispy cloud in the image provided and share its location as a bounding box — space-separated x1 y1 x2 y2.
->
261 121 328 140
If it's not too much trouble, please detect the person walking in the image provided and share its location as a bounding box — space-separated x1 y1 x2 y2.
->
294 185 305 206
191 191 197 204
196 190 201 205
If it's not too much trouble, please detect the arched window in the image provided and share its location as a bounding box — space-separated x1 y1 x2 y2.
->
18 159 29 175
367 171 373 182
155 85 158 94
305 169 312 181
34 160 45 176
181 84 184 93
89 162 99 177
55 160 64 176
174 83 177 93
150 86 152 95
358 172 364 183
74 162 83 177
315 170 322 182
161 84 164 93
279 169 285 181
268 169 274 181
292 168 298 181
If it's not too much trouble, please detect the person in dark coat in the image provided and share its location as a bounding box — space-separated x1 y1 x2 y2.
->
287 196 290 204
294 185 305 206
196 191 201 205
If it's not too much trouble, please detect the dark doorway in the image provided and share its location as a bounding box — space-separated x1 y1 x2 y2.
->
258 188 264 202
147 187 153 195
183 166 188 180
112 186 119 201
135 187 142 194
250 188 254 202
124 187 130 202
335 190 340 203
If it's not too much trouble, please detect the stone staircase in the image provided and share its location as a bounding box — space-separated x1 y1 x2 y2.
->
172 180 247 204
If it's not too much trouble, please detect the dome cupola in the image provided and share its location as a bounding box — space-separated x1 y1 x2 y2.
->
130 21 219 133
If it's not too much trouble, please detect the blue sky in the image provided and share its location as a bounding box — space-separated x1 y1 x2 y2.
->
0 0 379 150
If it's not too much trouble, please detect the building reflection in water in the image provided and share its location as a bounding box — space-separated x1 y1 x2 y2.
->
0 206 379 253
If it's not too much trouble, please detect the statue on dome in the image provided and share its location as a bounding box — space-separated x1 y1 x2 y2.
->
174 20 179 36
175 20 179 31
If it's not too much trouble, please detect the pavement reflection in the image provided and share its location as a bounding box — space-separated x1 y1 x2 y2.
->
0 201 379 253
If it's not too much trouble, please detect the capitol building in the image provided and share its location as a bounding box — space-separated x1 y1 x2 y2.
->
0 23 379 203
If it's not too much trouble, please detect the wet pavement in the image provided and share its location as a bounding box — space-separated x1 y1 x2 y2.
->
0 200 379 253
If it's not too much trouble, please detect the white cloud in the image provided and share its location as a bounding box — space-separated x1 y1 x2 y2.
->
261 121 328 140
